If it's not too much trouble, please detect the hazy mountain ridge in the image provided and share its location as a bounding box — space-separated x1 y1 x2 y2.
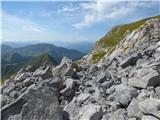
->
2 43 84 63
2 52 31 65
2 41 94 53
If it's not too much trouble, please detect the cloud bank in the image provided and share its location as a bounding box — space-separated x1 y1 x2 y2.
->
73 0 156 29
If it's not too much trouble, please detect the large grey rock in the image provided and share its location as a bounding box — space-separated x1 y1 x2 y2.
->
109 109 126 120
33 66 52 79
102 81 112 89
128 68 160 88
120 53 142 68
60 78 77 101
49 77 65 91
138 98 160 119
1 85 62 120
96 72 107 83
155 86 160 97
76 93 90 104
52 57 78 78
108 88 138 107
23 77 34 87
127 99 141 118
78 104 103 120
1 95 9 107
2 82 15 95
63 98 79 120
25 65 35 72
9 90 19 99
14 73 31 82
101 114 109 120
15 82 23 91
142 115 159 120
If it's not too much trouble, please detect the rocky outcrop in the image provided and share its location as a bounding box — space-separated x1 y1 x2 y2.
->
128 68 160 88
1 17 160 120
52 57 78 78
1 85 62 120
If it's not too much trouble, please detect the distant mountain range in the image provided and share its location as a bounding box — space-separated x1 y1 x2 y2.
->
2 43 84 62
3 41 94 53
1 43 84 79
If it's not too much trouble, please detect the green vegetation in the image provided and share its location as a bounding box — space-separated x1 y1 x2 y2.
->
92 50 106 63
26 53 57 67
97 15 160 48
1 53 57 83
2 52 31 65
2 43 84 63
92 15 160 63
75 60 82 65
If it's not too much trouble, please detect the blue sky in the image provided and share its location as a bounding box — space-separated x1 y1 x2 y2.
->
1 0 160 44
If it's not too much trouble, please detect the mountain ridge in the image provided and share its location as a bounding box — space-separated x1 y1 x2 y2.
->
2 41 94 53
79 15 160 64
2 43 85 63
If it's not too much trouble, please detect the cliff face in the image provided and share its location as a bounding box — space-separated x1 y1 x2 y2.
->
1 16 160 120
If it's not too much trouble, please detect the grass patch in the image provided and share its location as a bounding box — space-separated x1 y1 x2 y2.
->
74 60 82 65
92 50 106 63
92 15 160 63
97 15 160 48
1 73 16 85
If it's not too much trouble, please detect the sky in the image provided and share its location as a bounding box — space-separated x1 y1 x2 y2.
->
1 0 160 44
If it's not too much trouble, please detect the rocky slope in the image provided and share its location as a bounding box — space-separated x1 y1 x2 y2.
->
79 15 160 64
1 17 160 120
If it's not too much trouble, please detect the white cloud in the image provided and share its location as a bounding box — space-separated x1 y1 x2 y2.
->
73 0 155 29
2 11 48 42
57 3 79 15
80 36 88 41
42 10 54 17
2 11 45 33
22 25 42 33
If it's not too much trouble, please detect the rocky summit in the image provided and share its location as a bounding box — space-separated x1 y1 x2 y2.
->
1 17 160 120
